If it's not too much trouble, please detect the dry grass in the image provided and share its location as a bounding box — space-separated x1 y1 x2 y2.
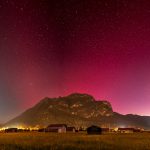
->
0 132 150 150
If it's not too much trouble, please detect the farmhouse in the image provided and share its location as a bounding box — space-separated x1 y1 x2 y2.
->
87 125 102 134
46 124 67 133
118 128 134 133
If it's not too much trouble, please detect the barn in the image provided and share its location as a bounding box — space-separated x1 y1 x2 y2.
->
38 128 46 132
5 128 18 133
87 125 102 135
46 124 67 133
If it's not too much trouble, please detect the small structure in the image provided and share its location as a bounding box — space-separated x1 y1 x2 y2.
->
46 124 67 133
118 128 134 133
66 127 76 132
109 128 116 132
133 128 141 132
101 128 109 133
87 125 102 135
5 128 18 133
38 128 46 132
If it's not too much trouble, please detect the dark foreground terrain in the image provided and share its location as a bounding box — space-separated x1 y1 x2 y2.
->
0 132 150 150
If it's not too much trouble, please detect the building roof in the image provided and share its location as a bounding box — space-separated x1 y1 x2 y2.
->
87 125 101 128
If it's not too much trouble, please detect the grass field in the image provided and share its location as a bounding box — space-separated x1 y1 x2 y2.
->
0 132 150 150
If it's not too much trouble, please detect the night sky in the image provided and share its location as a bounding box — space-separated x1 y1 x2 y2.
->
1 0 150 123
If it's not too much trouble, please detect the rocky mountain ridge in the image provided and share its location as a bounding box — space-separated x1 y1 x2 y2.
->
4 93 150 129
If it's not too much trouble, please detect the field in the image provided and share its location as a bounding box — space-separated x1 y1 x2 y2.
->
0 132 150 150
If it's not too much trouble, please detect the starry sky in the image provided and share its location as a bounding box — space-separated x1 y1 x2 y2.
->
1 0 150 123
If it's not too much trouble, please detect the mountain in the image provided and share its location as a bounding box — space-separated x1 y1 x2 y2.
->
4 93 150 129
